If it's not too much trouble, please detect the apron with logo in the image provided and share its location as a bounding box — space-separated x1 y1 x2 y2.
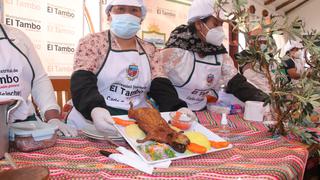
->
175 53 222 111
0 24 35 122
68 32 151 129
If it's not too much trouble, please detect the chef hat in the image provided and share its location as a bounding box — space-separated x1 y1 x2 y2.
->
105 0 147 19
283 40 303 54
187 0 224 24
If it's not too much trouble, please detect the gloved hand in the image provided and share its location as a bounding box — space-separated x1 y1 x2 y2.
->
91 107 118 134
177 107 197 121
48 118 78 137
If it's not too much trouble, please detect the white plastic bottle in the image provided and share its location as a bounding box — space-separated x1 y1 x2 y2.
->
219 113 230 133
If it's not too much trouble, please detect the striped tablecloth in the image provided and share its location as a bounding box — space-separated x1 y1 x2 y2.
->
0 111 309 180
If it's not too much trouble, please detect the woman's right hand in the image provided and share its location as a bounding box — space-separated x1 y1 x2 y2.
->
91 107 118 134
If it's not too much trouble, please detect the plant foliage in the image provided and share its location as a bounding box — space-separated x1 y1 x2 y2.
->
215 0 320 147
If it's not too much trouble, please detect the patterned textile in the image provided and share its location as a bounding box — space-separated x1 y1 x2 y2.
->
165 24 228 56
0 111 308 180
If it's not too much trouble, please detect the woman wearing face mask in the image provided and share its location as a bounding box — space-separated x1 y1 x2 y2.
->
159 0 267 111
283 40 306 83
67 0 189 133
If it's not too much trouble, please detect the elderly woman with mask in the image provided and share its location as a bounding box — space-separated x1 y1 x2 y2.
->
67 0 189 133
159 0 267 111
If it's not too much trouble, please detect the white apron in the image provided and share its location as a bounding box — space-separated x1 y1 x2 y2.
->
243 69 271 93
68 32 151 129
291 57 305 84
0 24 35 122
175 53 222 111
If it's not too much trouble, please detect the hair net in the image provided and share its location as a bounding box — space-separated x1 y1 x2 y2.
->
187 0 224 24
105 0 147 19
283 40 303 54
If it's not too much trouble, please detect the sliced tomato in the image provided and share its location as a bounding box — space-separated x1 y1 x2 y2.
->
187 143 207 154
113 117 136 126
210 141 230 149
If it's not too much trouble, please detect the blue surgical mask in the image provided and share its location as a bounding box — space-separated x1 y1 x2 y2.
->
110 14 141 39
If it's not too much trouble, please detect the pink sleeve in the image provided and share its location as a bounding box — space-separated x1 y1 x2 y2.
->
73 32 109 74
138 41 167 79
158 48 186 73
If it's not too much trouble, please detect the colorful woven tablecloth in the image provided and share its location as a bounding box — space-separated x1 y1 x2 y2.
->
0 111 309 180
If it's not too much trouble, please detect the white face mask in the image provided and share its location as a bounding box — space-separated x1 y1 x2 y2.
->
203 23 225 46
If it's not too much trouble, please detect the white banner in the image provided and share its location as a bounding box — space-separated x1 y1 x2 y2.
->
3 0 84 76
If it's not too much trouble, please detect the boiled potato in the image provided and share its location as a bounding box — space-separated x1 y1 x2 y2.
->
184 131 211 150
125 124 146 140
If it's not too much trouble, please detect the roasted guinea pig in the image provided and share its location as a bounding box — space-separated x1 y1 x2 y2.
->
128 103 190 153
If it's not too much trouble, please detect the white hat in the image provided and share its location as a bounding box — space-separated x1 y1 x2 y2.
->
105 0 147 19
187 0 223 24
283 40 303 54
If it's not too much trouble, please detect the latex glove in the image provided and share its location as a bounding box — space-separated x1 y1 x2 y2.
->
177 107 197 121
91 107 118 134
48 118 78 137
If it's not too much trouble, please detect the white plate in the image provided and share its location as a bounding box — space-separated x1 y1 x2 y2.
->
10 121 39 130
81 123 123 140
113 112 233 164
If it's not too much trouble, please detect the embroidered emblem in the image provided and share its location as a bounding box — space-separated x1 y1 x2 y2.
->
127 64 139 80
207 74 215 84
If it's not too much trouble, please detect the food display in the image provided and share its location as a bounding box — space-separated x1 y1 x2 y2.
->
125 124 146 140
128 103 190 153
114 117 136 126
184 131 211 152
138 142 176 161
114 107 232 164
170 112 195 130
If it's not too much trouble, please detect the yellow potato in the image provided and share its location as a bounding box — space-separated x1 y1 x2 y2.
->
184 131 211 150
125 124 146 140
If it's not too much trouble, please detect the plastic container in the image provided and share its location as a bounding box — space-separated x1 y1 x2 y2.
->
207 102 231 114
207 87 244 114
0 103 9 159
0 97 21 159
244 101 265 122
9 121 58 152
170 112 195 130
219 113 230 133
